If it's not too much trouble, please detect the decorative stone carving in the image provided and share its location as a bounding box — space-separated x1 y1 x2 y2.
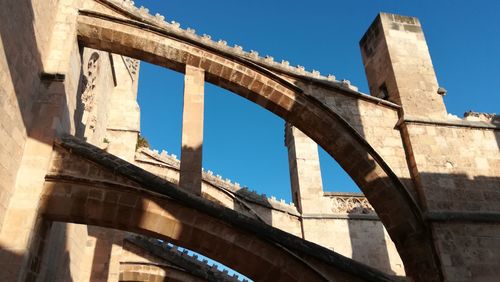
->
124 57 139 77
81 52 100 112
464 111 499 124
330 195 375 214
249 50 259 59
138 6 149 16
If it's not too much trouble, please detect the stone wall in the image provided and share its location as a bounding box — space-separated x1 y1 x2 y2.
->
1 0 498 280
404 121 499 211
39 222 94 281
0 0 60 232
0 1 87 280
402 118 500 281
292 79 415 193
37 46 141 281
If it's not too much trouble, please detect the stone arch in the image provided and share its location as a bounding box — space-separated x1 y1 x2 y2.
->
40 139 393 281
73 2 441 280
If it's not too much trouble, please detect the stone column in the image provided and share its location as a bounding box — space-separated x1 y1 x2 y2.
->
105 55 141 162
179 65 205 195
360 13 447 119
285 123 324 214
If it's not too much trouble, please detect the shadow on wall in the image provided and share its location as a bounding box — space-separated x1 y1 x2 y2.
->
179 145 204 196
0 244 24 281
0 0 42 129
0 0 87 280
88 226 114 282
0 0 85 143
347 96 396 275
38 222 73 281
348 216 395 275
233 189 274 227
418 173 500 213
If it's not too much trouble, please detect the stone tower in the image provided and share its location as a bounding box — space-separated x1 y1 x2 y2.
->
360 13 447 119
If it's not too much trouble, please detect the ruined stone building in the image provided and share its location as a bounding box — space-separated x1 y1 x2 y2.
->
0 0 499 281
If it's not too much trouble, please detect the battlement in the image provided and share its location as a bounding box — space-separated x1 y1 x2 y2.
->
464 111 499 124
136 147 379 217
125 235 247 282
104 0 360 92
136 147 299 214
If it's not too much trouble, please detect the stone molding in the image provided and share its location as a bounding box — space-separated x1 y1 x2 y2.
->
325 193 376 215
398 115 500 130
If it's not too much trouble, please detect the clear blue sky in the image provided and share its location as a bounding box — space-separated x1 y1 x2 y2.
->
133 0 499 202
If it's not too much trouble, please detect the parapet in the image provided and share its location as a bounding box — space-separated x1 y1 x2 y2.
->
102 0 360 92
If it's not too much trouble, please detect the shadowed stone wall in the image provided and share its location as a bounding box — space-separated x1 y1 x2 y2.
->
0 0 60 233
0 0 498 281
403 120 500 281
360 12 500 281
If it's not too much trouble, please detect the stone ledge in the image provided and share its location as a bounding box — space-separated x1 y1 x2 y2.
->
324 191 366 197
398 116 500 130
302 213 380 221
426 211 500 223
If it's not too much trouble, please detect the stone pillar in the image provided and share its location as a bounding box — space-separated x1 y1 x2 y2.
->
285 123 324 214
360 13 447 119
179 65 205 195
105 55 141 162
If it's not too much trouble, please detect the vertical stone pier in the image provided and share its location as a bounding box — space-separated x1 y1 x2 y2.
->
285 123 324 214
179 65 205 195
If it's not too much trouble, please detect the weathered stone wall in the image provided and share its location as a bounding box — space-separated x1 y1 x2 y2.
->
0 0 60 232
402 119 500 281
0 1 88 280
79 48 114 145
291 79 415 193
38 46 140 281
404 122 499 211
39 222 94 281
1 0 498 280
